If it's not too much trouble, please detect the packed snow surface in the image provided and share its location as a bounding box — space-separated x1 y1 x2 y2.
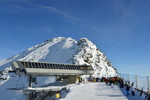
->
49 83 144 100
60 83 127 100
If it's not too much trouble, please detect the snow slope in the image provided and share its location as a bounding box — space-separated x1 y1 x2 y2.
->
0 37 117 100
19 37 77 63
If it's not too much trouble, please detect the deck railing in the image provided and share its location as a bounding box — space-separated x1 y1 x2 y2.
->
119 73 150 92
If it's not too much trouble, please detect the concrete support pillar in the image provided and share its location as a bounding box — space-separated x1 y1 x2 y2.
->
26 93 33 100
28 76 32 87
76 75 80 83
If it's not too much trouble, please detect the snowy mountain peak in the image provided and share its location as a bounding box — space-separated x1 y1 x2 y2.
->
0 37 117 100
0 37 117 77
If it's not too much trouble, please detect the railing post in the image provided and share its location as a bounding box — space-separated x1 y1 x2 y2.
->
119 73 122 78
122 73 124 79
128 74 130 85
127 74 130 81
135 75 138 89
147 76 150 93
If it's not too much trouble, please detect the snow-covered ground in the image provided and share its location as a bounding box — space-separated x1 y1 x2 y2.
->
60 83 127 100
53 82 144 100
120 86 145 100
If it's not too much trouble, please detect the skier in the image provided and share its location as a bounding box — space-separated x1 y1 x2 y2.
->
119 79 124 88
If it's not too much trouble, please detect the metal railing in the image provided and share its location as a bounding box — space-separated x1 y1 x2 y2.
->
119 73 150 92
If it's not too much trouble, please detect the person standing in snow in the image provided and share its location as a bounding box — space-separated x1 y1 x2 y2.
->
109 78 114 88
105 78 109 85
131 82 134 87
139 87 143 96
126 84 130 96
131 87 135 96
111 82 114 88
145 91 150 100
119 79 124 88
148 94 150 100
130 82 135 96
121 79 124 88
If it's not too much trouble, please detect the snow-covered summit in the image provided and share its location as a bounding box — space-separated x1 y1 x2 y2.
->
0 37 117 100
0 37 117 77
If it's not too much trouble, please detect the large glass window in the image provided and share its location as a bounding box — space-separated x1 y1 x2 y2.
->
24 62 28 68
35 63 38 68
47 64 50 69
52 64 55 69
29 62 32 68
55 64 58 69
43 63 47 68
32 63 35 68
50 64 53 69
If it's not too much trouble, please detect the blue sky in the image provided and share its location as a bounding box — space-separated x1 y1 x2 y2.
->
0 0 150 76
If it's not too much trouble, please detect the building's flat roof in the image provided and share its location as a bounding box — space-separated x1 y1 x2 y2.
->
11 61 94 76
